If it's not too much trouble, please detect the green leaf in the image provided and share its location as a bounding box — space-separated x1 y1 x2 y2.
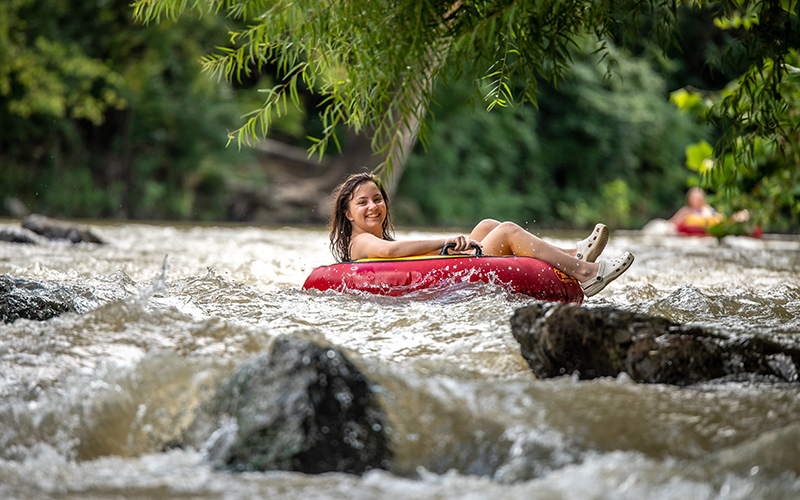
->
685 140 714 172
780 0 798 13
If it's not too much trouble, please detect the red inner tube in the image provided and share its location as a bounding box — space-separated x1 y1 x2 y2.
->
675 222 764 238
303 255 584 302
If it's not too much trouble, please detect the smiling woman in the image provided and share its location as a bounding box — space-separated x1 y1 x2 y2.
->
329 173 397 263
327 173 635 297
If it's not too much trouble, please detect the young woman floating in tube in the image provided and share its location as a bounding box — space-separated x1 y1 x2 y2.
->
328 173 634 297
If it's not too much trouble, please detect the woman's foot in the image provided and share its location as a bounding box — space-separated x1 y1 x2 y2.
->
576 223 609 262
581 252 634 297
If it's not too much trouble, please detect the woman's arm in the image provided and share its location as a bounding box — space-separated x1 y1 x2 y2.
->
351 233 479 260
668 206 692 224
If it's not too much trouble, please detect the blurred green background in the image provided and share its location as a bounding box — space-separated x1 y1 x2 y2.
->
1 0 797 231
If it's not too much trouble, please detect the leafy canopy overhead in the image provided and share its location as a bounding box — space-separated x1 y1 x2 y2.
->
132 0 799 176
131 0 679 169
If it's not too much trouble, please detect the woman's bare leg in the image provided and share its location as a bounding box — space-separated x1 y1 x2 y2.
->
469 219 501 241
471 219 575 255
479 222 598 282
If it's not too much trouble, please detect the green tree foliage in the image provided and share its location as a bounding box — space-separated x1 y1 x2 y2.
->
131 0 687 172
675 54 800 232
0 0 126 124
397 43 704 229
132 0 799 184
394 78 546 227
670 1 800 231
0 0 255 219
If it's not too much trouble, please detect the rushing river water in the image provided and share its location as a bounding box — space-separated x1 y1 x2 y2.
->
1 220 799 499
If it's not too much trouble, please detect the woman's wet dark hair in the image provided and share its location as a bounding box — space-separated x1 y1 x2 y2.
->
329 173 394 262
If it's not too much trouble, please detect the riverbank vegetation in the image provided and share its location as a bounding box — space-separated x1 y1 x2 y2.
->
396 42 705 229
1 0 249 220
2 0 798 231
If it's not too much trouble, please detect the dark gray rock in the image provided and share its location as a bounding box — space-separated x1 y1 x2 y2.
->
0 275 73 323
511 303 800 385
202 337 392 474
21 214 104 244
0 226 44 244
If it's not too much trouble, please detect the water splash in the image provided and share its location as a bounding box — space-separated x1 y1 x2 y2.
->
134 255 169 307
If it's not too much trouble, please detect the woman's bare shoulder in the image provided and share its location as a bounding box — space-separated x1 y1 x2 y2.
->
350 232 389 259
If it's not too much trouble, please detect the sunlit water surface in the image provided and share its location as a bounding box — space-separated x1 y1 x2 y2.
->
1 220 799 499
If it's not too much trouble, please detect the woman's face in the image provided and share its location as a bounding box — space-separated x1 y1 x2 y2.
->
346 181 387 236
687 190 706 209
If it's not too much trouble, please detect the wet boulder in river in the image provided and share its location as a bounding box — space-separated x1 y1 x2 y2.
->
201 336 392 474
21 214 105 244
0 275 72 323
511 303 800 385
0 226 45 244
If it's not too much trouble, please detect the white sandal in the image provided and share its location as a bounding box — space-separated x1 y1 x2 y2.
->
581 252 634 297
576 223 609 263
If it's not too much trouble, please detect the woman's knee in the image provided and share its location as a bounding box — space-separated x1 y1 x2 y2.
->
484 221 524 243
469 219 501 240
496 221 522 234
475 218 501 230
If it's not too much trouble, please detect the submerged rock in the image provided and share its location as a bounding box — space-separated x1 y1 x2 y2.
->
199 337 392 474
511 303 800 385
0 275 73 323
21 214 105 244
